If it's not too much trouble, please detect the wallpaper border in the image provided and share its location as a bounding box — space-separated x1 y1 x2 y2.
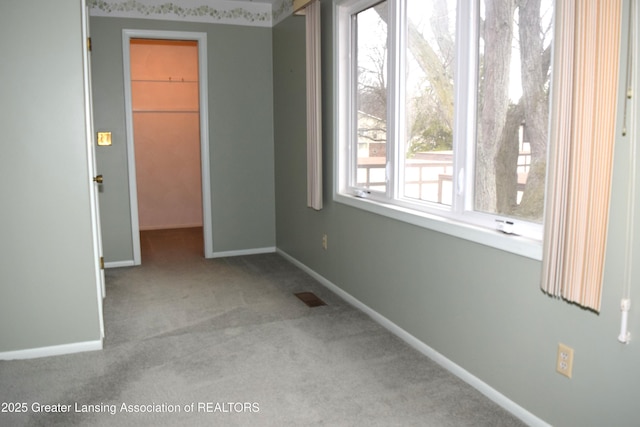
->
88 0 295 27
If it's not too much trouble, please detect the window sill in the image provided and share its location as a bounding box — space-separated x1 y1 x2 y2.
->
334 193 543 261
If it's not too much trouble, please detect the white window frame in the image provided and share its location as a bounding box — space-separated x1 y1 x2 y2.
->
333 0 550 260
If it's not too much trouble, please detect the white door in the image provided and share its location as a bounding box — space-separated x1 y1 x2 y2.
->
82 3 105 338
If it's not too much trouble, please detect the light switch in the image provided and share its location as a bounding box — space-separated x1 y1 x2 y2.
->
97 131 112 146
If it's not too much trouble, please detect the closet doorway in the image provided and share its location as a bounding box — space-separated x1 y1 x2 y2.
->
122 30 212 264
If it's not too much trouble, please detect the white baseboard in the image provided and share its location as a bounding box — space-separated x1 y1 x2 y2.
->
105 260 136 269
276 248 550 427
211 246 276 258
0 339 103 360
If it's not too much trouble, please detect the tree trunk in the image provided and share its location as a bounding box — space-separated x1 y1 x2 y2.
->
516 0 548 221
496 103 525 214
476 0 515 213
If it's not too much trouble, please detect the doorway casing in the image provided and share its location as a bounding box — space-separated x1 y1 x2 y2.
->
122 29 213 263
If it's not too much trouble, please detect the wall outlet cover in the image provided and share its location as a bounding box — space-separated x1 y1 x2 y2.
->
556 343 574 378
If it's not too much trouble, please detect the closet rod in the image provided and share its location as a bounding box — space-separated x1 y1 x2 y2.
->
133 109 199 113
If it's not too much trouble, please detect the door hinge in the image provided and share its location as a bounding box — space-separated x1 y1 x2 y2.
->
100 256 104 270
87 37 92 52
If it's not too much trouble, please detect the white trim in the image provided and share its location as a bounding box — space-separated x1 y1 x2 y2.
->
276 248 550 427
335 193 543 260
122 33 141 265
0 340 103 361
122 29 214 265
197 32 214 260
212 247 276 258
105 260 136 269
82 0 105 338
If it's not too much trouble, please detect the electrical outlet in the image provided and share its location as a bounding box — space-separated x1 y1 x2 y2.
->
322 234 328 250
556 343 574 378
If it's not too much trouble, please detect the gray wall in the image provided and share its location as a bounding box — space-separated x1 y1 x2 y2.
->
273 2 640 426
90 17 276 262
0 0 102 352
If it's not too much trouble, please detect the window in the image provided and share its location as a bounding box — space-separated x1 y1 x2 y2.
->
335 0 555 257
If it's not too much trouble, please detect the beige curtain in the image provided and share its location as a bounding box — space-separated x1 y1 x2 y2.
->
305 0 323 210
541 0 622 312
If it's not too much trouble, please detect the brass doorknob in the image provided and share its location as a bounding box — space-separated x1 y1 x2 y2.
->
93 175 103 184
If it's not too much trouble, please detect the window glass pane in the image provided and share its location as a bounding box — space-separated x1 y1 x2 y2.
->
402 0 456 205
355 2 388 193
475 0 553 222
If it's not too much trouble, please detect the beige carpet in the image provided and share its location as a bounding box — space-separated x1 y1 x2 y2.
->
0 228 525 426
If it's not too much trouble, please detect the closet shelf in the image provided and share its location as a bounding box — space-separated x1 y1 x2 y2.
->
133 109 199 113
